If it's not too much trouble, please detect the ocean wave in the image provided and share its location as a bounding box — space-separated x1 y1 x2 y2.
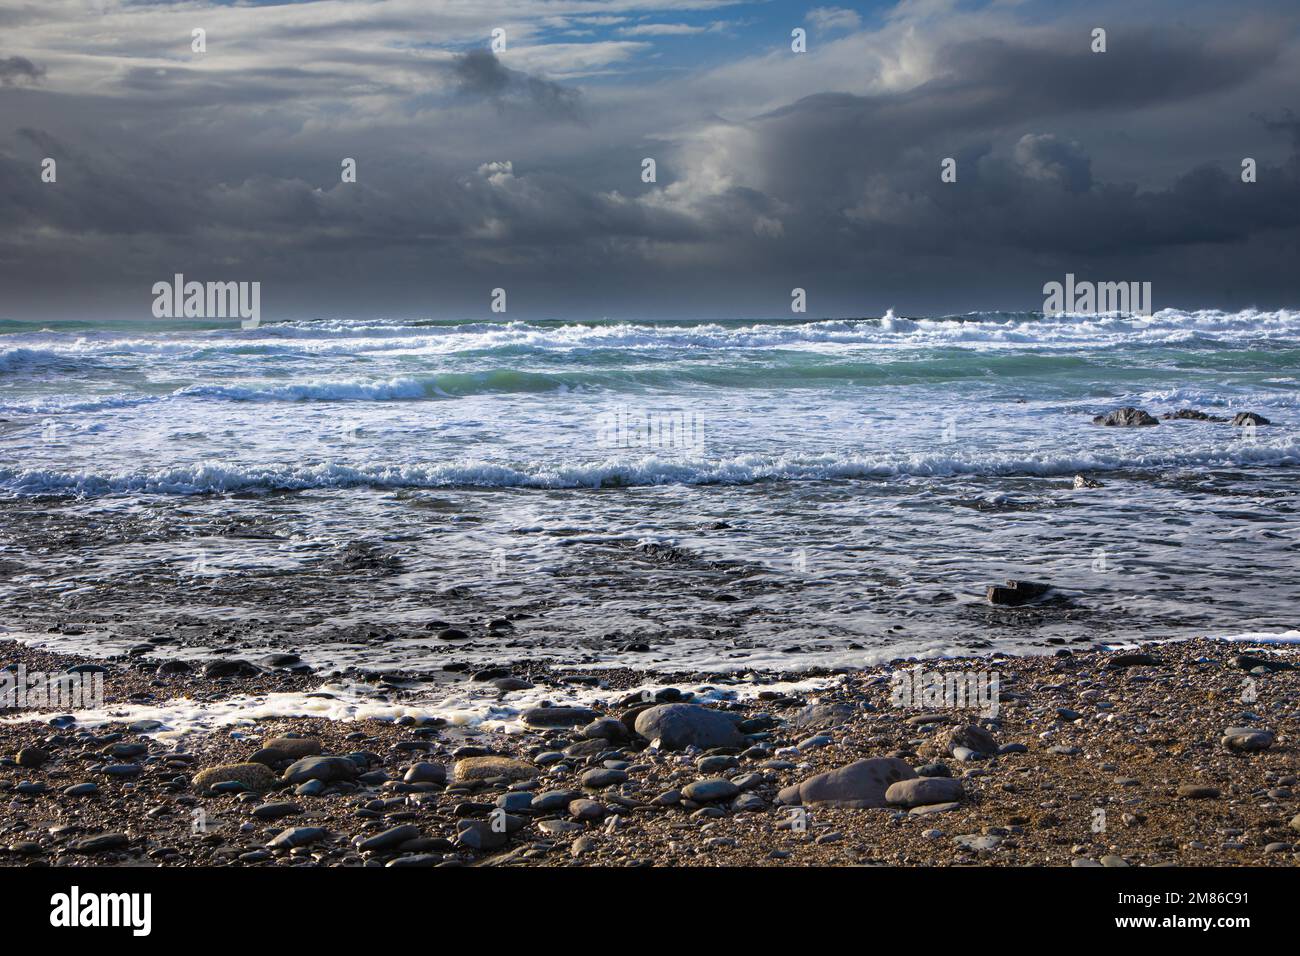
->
0 347 89 371
5 310 1300 367
5 440 1298 497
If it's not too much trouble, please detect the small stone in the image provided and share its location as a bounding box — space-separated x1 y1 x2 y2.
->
580 768 627 789
1221 729 1275 753
682 779 740 802
357 825 422 853
777 758 916 809
403 762 447 784
538 820 582 835
280 756 359 786
16 747 51 769
267 827 328 849
885 777 963 807
569 799 606 821
953 833 1002 851
70 833 130 854
521 706 600 729
260 736 322 759
193 762 279 794
1177 784 1221 799
252 802 302 820
453 756 535 783
454 820 507 851
632 703 747 751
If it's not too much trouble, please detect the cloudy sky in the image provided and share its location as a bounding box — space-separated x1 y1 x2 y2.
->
1 0 1299 322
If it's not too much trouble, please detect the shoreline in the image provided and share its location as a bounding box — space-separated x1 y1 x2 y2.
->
2 636 1297 867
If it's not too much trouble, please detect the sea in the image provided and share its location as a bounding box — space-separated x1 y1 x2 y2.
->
1 309 1297 732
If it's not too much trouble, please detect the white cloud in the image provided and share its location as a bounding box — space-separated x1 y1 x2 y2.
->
806 7 862 33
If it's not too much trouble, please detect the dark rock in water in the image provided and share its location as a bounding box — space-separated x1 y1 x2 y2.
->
260 653 303 669
1072 474 1104 489
521 706 600 729
1107 653 1160 668
1161 408 1228 422
66 663 109 674
1231 412 1270 426
1234 653 1293 672
16 747 50 769
356 824 422 853
267 827 328 849
885 777 964 807
1092 406 1159 427
202 659 261 678
633 703 747 750
71 833 130 854
435 628 470 641
472 667 512 682
492 677 534 692
156 660 192 676
281 756 360 785
986 580 1051 606
778 757 916 809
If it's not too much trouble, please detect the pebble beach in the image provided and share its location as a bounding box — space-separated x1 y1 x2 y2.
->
3 635 1297 868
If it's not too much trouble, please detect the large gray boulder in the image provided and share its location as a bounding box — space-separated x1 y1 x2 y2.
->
633 703 746 750
777 757 917 809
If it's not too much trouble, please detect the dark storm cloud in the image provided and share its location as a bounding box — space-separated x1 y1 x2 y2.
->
450 50 584 122
721 26 1299 274
0 56 44 86
0 1 1299 319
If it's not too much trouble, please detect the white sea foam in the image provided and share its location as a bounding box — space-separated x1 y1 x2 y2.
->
3 436 1297 497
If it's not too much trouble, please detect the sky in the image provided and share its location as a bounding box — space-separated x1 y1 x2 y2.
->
1 0 1299 322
